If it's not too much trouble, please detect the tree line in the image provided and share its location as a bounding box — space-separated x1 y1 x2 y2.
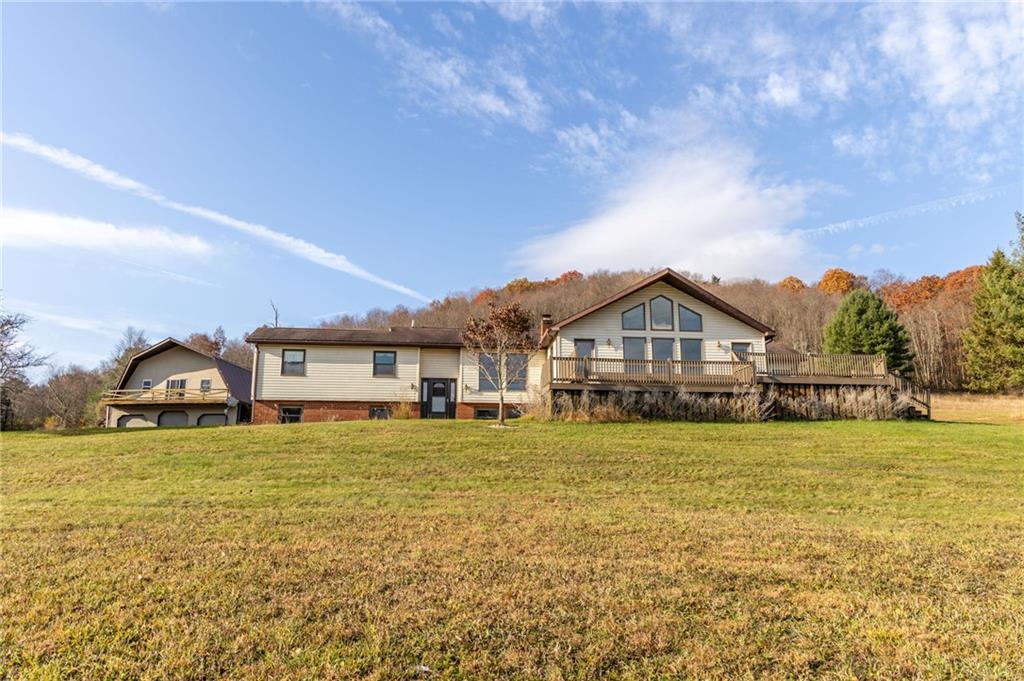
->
2 214 1020 429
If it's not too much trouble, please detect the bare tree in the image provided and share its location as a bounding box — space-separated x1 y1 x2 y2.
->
221 337 255 368
43 365 104 428
462 302 535 425
0 313 48 384
270 300 280 327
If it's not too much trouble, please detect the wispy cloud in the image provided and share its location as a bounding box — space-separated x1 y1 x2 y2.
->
517 140 813 280
320 2 547 132
10 299 166 340
2 206 211 258
0 132 430 302
800 184 1014 237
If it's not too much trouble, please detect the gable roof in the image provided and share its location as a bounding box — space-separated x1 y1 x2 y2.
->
540 268 775 347
115 337 252 402
246 326 464 348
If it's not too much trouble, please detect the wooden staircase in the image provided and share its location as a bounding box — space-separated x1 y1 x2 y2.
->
888 373 931 419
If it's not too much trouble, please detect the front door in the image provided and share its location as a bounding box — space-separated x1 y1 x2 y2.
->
421 378 455 418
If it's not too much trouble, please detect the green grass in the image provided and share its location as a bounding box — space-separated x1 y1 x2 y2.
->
2 419 1023 679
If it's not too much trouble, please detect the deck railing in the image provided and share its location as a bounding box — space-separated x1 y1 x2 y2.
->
549 352 888 387
101 388 231 404
550 357 756 386
746 352 887 379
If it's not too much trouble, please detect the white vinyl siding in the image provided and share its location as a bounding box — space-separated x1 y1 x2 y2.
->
460 349 544 404
419 348 460 379
553 281 766 361
255 345 419 401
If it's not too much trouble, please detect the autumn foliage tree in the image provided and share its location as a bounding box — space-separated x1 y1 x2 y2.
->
461 302 535 425
777 276 807 293
816 268 867 295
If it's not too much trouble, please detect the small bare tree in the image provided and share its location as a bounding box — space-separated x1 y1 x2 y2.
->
462 302 535 425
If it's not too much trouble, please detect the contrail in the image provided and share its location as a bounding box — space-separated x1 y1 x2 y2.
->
1 131 431 302
799 183 1016 237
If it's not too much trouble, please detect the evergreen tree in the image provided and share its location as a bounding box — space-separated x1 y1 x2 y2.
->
823 289 914 375
963 214 1024 392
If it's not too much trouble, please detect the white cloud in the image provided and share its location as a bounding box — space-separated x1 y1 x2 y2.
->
11 299 167 341
2 207 212 259
491 3 557 29
1 132 429 302
431 11 461 40
758 73 802 109
322 2 547 132
516 141 812 280
868 3 1024 130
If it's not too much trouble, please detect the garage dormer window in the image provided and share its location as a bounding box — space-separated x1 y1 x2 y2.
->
621 303 645 330
373 351 397 376
282 349 306 376
679 304 703 332
141 379 152 390
200 378 212 392
650 296 673 330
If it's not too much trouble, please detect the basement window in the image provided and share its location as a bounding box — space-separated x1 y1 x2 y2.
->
369 406 391 420
278 405 303 424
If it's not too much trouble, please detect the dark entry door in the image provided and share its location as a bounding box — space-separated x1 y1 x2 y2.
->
421 378 455 418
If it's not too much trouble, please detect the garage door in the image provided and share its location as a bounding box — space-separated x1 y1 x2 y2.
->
197 413 227 427
116 414 150 428
157 410 188 427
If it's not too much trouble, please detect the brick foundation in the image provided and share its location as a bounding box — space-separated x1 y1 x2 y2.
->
253 400 421 424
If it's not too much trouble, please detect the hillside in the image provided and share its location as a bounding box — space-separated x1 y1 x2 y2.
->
4 418 1022 678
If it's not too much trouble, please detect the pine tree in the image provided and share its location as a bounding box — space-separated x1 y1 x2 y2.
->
963 214 1024 392
823 289 914 375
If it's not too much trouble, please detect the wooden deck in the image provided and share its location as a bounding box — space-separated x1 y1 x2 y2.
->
101 388 232 405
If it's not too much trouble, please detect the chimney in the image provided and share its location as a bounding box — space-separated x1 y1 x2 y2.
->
540 313 553 337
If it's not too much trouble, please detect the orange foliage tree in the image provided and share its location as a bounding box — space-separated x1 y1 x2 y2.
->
816 268 866 295
777 276 807 293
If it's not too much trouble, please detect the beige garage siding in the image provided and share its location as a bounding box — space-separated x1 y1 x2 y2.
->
460 350 545 404
553 281 766 361
255 344 419 402
106 405 237 428
124 347 226 390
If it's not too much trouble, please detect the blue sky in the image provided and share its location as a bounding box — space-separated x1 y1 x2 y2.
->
2 2 1022 371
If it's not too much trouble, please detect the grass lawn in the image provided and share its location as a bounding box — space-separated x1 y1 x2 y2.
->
2 417 1023 679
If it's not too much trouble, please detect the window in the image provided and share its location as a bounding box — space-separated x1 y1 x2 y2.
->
650 296 673 330
731 342 752 360
282 349 306 376
200 378 212 392
622 303 645 330
373 351 397 377
479 353 528 391
475 407 520 420
681 339 703 361
507 353 528 391
278 405 303 424
679 305 703 332
652 338 674 361
141 379 153 390
623 337 645 360
369 406 391 420
573 339 595 357
166 379 186 389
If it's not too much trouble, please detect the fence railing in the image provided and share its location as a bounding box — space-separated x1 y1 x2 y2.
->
550 357 756 386
746 352 886 378
101 388 231 403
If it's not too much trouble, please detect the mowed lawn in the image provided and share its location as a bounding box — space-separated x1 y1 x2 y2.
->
2 418 1023 679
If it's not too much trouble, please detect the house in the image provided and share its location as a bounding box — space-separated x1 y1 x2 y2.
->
101 338 252 427
246 326 545 423
247 268 930 423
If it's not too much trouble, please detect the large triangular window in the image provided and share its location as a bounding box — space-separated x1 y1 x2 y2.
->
679 304 702 332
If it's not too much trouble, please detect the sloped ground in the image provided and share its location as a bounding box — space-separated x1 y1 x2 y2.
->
2 419 1022 679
